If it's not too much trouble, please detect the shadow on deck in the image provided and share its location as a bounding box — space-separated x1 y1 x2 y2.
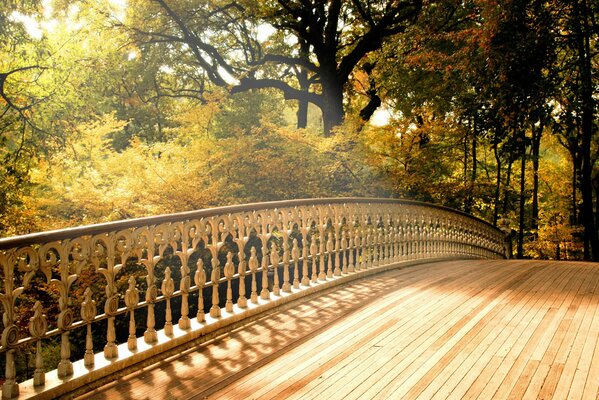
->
77 259 599 400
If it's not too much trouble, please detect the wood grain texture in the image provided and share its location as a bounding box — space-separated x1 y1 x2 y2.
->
78 259 599 400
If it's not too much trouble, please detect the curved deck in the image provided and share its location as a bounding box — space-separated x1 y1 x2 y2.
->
78 259 599 400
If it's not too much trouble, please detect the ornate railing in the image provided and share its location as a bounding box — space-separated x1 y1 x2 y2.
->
0 198 506 399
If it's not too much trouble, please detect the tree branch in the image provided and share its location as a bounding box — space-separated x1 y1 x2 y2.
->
252 54 320 73
231 77 323 107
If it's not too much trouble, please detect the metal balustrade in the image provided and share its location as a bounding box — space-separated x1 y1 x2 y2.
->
0 198 507 399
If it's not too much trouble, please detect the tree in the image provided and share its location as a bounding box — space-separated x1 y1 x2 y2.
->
122 0 422 134
562 0 597 260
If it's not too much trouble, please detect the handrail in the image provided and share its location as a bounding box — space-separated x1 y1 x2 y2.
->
0 198 507 399
0 198 499 249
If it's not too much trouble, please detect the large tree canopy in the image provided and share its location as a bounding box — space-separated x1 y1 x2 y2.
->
124 0 422 134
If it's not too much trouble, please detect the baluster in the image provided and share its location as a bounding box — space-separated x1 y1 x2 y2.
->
365 231 372 269
388 224 394 262
125 277 139 350
354 231 361 271
103 282 119 357
318 229 326 281
249 247 259 303
282 239 291 292
224 252 235 312
399 224 405 259
348 230 355 273
143 268 158 344
135 229 158 345
178 256 191 330
327 233 334 278
394 225 400 262
58 330 72 377
373 226 379 266
194 259 206 322
376 227 383 266
300 225 311 286
260 243 270 300
292 238 300 288
1 252 21 398
409 223 414 258
162 267 175 336
237 248 248 308
387 224 393 262
51 247 75 377
29 301 48 385
271 243 281 296
80 289 96 367
210 257 221 318
334 225 342 276
171 223 191 330
341 230 348 274
310 236 318 283
3 350 18 399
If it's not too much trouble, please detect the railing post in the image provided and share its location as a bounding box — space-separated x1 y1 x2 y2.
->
195 258 207 321
125 277 139 349
292 238 300 289
80 289 96 367
224 253 235 312
248 247 259 303
271 243 280 296
29 301 47 386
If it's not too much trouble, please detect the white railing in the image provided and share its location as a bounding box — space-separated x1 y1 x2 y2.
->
0 198 507 399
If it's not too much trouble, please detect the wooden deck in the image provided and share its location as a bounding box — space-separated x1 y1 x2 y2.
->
78 259 599 400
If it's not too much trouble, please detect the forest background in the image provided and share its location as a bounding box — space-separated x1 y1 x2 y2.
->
1 0 597 261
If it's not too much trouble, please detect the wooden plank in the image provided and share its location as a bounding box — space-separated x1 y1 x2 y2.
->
221 261 500 400
533 265 598 400
81 267 428 399
388 261 574 400
320 262 534 400
422 260 575 400
294 261 513 400
79 260 599 400
561 265 599 400
208 261 483 400
520 264 593 400
473 262 595 400
464 262 588 400
504 263 583 399
550 264 599 400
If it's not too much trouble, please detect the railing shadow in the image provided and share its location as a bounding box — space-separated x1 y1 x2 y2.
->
80 270 406 400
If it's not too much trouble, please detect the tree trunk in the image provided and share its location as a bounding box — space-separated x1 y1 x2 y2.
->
470 131 477 210
321 80 344 136
296 40 310 129
531 119 543 234
493 142 502 226
573 0 598 260
571 152 578 225
595 175 599 242
297 100 308 129
517 131 526 259
463 127 470 212
502 158 514 215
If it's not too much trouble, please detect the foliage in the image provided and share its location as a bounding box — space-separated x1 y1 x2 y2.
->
0 0 596 251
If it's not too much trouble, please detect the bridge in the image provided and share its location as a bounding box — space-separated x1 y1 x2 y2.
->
0 198 596 399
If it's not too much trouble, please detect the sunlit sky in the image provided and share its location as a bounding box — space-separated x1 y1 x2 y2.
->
10 0 128 39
